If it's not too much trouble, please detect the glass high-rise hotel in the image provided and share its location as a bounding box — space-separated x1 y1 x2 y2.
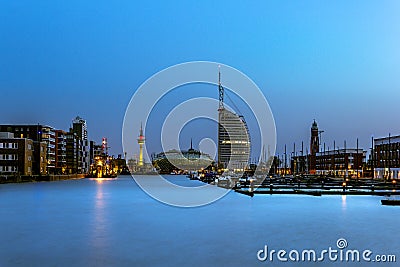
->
218 108 251 172
217 69 251 172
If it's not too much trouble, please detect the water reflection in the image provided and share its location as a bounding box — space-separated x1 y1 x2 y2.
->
0 176 398 266
341 194 347 210
91 179 107 254
88 178 115 184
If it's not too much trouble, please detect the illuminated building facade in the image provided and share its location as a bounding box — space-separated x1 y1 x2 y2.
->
374 135 400 179
217 68 251 172
0 124 55 174
152 143 213 174
218 109 251 172
55 130 67 174
72 116 90 174
315 149 366 177
0 132 34 176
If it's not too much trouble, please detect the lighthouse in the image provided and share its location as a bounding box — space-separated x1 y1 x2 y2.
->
137 123 145 167
309 120 319 174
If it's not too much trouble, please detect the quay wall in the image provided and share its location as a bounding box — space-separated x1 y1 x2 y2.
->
0 174 86 184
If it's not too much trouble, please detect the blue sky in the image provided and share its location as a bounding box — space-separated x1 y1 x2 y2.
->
1 0 400 158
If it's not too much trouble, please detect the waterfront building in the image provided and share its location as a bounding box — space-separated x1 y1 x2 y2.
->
315 148 366 177
111 154 128 174
33 141 47 175
55 130 67 174
0 132 33 176
291 155 307 175
66 130 79 174
217 69 251 172
88 138 124 177
0 124 54 174
373 134 400 179
89 140 103 165
127 158 138 173
152 143 214 174
218 109 251 172
72 116 90 174
290 121 367 178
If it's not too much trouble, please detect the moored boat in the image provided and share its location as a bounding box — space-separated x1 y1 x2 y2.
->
381 199 400 206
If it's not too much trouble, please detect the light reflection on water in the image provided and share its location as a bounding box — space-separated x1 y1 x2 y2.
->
0 175 398 267
93 178 106 252
341 194 347 210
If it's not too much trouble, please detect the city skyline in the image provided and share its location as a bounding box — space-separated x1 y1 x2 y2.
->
1 1 400 157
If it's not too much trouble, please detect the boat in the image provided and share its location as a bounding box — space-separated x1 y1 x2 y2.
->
217 176 231 188
381 199 400 206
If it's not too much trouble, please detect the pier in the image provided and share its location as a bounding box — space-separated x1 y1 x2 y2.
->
198 175 400 197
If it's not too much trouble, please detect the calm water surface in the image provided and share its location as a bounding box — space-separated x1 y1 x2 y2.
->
0 175 399 266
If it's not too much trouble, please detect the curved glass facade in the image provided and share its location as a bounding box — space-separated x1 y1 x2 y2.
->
218 108 251 172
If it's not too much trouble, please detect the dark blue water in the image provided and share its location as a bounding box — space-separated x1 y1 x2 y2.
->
0 176 399 266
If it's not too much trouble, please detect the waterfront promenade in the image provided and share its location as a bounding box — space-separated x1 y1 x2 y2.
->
0 174 86 184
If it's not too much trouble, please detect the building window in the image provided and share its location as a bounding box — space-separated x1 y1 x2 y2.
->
28 167 31 173
6 143 18 149
28 156 31 161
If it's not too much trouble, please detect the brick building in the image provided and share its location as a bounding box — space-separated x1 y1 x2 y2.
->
0 132 33 176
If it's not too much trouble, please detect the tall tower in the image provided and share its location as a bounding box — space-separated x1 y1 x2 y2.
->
309 120 319 174
72 116 89 174
102 138 108 155
137 123 145 167
217 68 251 172
72 116 87 141
310 120 319 155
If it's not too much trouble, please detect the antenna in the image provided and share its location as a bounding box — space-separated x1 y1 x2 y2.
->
140 122 143 137
218 65 224 109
